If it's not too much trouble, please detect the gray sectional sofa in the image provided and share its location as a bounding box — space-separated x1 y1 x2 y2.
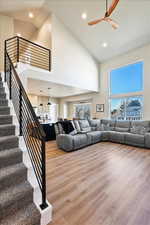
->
55 119 150 152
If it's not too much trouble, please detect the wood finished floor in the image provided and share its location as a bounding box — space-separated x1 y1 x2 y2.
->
46 141 150 225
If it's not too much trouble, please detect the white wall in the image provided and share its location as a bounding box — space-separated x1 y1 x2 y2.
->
14 19 37 40
51 14 99 92
60 43 150 120
0 14 14 71
99 43 150 120
21 14 99 93
32 16 52 49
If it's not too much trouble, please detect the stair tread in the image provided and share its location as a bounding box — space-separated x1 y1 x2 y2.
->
0 147 22 159
0 162 26 179
0 135 18 151
0 124 15 129
0 98 7 100
0 115 12 125
0 106 9 109
0 135 18 141
0 181 33 209
0 203 40 225
0 115 12 119
0 148 22 169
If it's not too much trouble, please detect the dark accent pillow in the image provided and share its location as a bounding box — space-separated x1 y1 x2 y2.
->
59 121 75 134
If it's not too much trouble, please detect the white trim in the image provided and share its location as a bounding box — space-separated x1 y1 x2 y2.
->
1 72 52 225
108 60 144 119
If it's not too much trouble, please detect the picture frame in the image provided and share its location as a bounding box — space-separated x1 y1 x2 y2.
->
96 104 104 112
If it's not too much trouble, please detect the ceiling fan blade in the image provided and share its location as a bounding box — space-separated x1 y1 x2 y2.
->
106 0 120 17
105 18 119 29
88 18 105 26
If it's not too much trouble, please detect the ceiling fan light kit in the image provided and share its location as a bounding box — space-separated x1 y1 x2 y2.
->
88 0 120 29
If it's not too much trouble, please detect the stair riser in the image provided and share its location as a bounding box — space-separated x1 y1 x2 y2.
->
0 88 5 93
0 93 6 99
0 99 8 106
0 137 18 151
0 189 33 220
0 117 12 125
0 167 27 192
0 83 3 88
0 127 15 137
0 108 10 115
0 152 22 169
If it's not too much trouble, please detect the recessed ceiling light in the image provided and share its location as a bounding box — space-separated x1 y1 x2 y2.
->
81 13 87 20
17 33 21 37
29 12 34 18
102 42 108 48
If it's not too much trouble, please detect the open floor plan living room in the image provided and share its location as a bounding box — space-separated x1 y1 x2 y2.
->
0 0 150 225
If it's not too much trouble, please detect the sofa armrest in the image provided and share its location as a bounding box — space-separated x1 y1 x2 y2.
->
144 133 150 148
56 134 74 152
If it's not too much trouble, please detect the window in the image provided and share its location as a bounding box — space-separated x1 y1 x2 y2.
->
74 103 91 120
111 96 143 120
110 62 143 95
110 62 143 120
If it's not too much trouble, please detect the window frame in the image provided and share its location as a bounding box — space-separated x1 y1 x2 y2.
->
110 95 143 121
109 60 144 120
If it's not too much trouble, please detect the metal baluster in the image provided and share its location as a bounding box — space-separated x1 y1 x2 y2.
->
9 64 12 99
40 139 48 210
19 87 23 136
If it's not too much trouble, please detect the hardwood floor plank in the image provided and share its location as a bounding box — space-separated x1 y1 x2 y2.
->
46 141 150 225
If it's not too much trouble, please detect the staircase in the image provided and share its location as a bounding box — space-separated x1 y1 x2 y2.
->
0 74 41 225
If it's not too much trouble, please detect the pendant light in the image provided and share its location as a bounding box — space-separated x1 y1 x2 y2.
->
47 88 52 105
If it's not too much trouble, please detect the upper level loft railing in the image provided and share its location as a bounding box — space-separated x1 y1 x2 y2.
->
4 37 48 210
5 36 51 71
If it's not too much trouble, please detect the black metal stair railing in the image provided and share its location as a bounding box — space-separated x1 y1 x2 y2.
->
5 36 51 71
4 37 50 210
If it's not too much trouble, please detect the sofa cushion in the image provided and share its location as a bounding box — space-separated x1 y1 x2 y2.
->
57 123 65 134
101 131 110 141
145 133 150 148
86 131 102 144
56 134 74 152
130 126 149 135
73 120 81 133
69 121 78 135
115 121 131 132
130 121 150 135
73 134 89 149
101 119 116 131
88 119 101 131
125 133 145 147
78 120 91 132
115 127 129 132
109 131 126 144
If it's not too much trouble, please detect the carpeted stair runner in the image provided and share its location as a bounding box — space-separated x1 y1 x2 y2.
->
0 75 41 225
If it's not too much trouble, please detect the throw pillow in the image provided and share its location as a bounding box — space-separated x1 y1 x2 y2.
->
115 127 129 132
96 124 104 131
131 126 150 135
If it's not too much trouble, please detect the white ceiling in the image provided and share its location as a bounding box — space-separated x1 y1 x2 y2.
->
44 0 150 62
1 0 150 62
27 78 92 98
0 0 44 12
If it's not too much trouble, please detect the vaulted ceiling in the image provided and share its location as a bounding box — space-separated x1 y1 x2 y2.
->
1 0 150 62
44 0 150 62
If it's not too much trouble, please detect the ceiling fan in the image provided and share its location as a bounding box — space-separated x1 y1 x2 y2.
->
88 0 120 29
